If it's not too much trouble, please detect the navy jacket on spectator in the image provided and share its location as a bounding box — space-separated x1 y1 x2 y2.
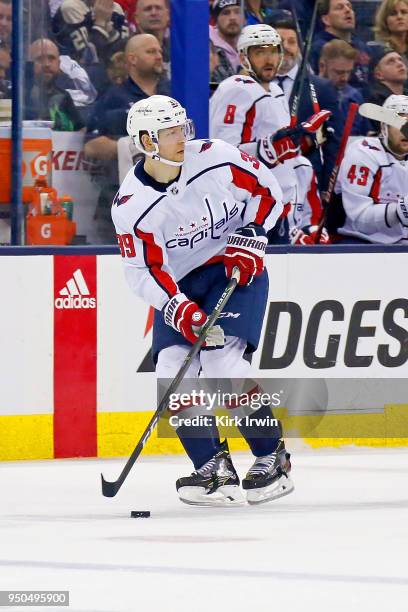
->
290 73 342 192
367 80 408 107
338 84 370 136
87 76 170 137
244 2 277 25
311 31 370 92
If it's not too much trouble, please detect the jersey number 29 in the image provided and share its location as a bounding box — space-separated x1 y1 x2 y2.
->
117 233 136 258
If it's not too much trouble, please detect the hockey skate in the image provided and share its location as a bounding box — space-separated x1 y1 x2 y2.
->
176 440 245 507
242 439 294 505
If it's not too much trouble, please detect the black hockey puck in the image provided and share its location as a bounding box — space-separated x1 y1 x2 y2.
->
130 511 151 518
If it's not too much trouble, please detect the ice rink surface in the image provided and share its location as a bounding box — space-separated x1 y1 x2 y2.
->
1 446 408 612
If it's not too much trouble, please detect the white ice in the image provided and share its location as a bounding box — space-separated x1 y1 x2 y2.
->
1 446 408 612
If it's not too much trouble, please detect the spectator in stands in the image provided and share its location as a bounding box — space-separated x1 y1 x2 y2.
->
0 41 10 97
85 33 168 160
0 0 11 45
268 13 342 193
26 38 84 131
116 0 136 25
244 1 276 25
52 0 129 65
319 39 369 135
374 0 408 62
210 39 236 86
311 0 370 91
210 0 244 75
106 51 127 85
83 32 169 243
367 46 408 107
277 0 318 39
134 0 170 68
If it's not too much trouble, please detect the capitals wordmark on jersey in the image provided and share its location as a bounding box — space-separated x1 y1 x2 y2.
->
112 139 283 311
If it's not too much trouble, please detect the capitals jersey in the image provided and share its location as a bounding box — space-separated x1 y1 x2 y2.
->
112 139 283 311
209 74 301 212
209 75 289 146
290 159 322 231
337 137 408 244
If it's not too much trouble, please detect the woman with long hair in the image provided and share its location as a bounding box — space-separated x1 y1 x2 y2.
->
374 0 408 58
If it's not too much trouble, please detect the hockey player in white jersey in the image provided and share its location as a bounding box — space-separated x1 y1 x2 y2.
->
288 162 329 245
112 94 294 506
210 23 330 244
337 95 408 244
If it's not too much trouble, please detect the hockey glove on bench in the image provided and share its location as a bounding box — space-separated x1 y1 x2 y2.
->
290 225 330 245
163 294 225 348
224 223 268 286
258 110 332 167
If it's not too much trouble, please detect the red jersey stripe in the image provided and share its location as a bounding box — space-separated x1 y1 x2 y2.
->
136 229 178 298
369 168 382 203
230 165 276 225
241 103 256 143
307 171 323 225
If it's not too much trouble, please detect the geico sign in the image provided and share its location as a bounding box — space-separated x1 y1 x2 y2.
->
260 299 408 369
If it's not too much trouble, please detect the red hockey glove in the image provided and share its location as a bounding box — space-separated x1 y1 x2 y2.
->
290 225 330 245
224 223 268 286
301 110 332 135
299 110 332 153
257 110 331 167
163 294 225 347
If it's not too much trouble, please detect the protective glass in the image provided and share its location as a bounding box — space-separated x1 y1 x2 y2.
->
158 119 195 144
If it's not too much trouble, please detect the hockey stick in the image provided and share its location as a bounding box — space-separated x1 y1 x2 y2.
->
289 2 324 167
101 266 241 497
290 1 320 114
313 101 358 243
289 0 319 127
359 103 408 138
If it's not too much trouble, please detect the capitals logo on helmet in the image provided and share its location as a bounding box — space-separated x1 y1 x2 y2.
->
126 95 195 167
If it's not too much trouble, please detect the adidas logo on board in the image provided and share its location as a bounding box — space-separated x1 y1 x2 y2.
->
55 269 96 309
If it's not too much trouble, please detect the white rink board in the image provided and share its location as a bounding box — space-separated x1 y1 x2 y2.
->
0 256 53 415
97 255 156 413
253 252 408 377
1 251 408 417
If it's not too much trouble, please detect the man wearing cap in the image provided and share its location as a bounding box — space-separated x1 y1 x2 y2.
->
367 46 408 108
210 0 244 75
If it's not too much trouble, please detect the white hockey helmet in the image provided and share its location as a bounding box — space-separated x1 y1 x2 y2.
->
126 95 195 167
237 24 283 77
381 94 408 150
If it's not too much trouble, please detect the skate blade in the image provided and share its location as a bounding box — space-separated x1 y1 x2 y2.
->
179 485 246 507
247 476 294 505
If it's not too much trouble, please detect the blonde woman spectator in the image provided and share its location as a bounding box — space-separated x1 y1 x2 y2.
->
106 51 127 85
374 0 408 60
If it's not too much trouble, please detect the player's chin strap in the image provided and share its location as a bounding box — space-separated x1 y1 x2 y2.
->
135 143 184 167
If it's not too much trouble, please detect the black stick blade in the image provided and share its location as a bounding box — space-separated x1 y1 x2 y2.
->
101 473 120 497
